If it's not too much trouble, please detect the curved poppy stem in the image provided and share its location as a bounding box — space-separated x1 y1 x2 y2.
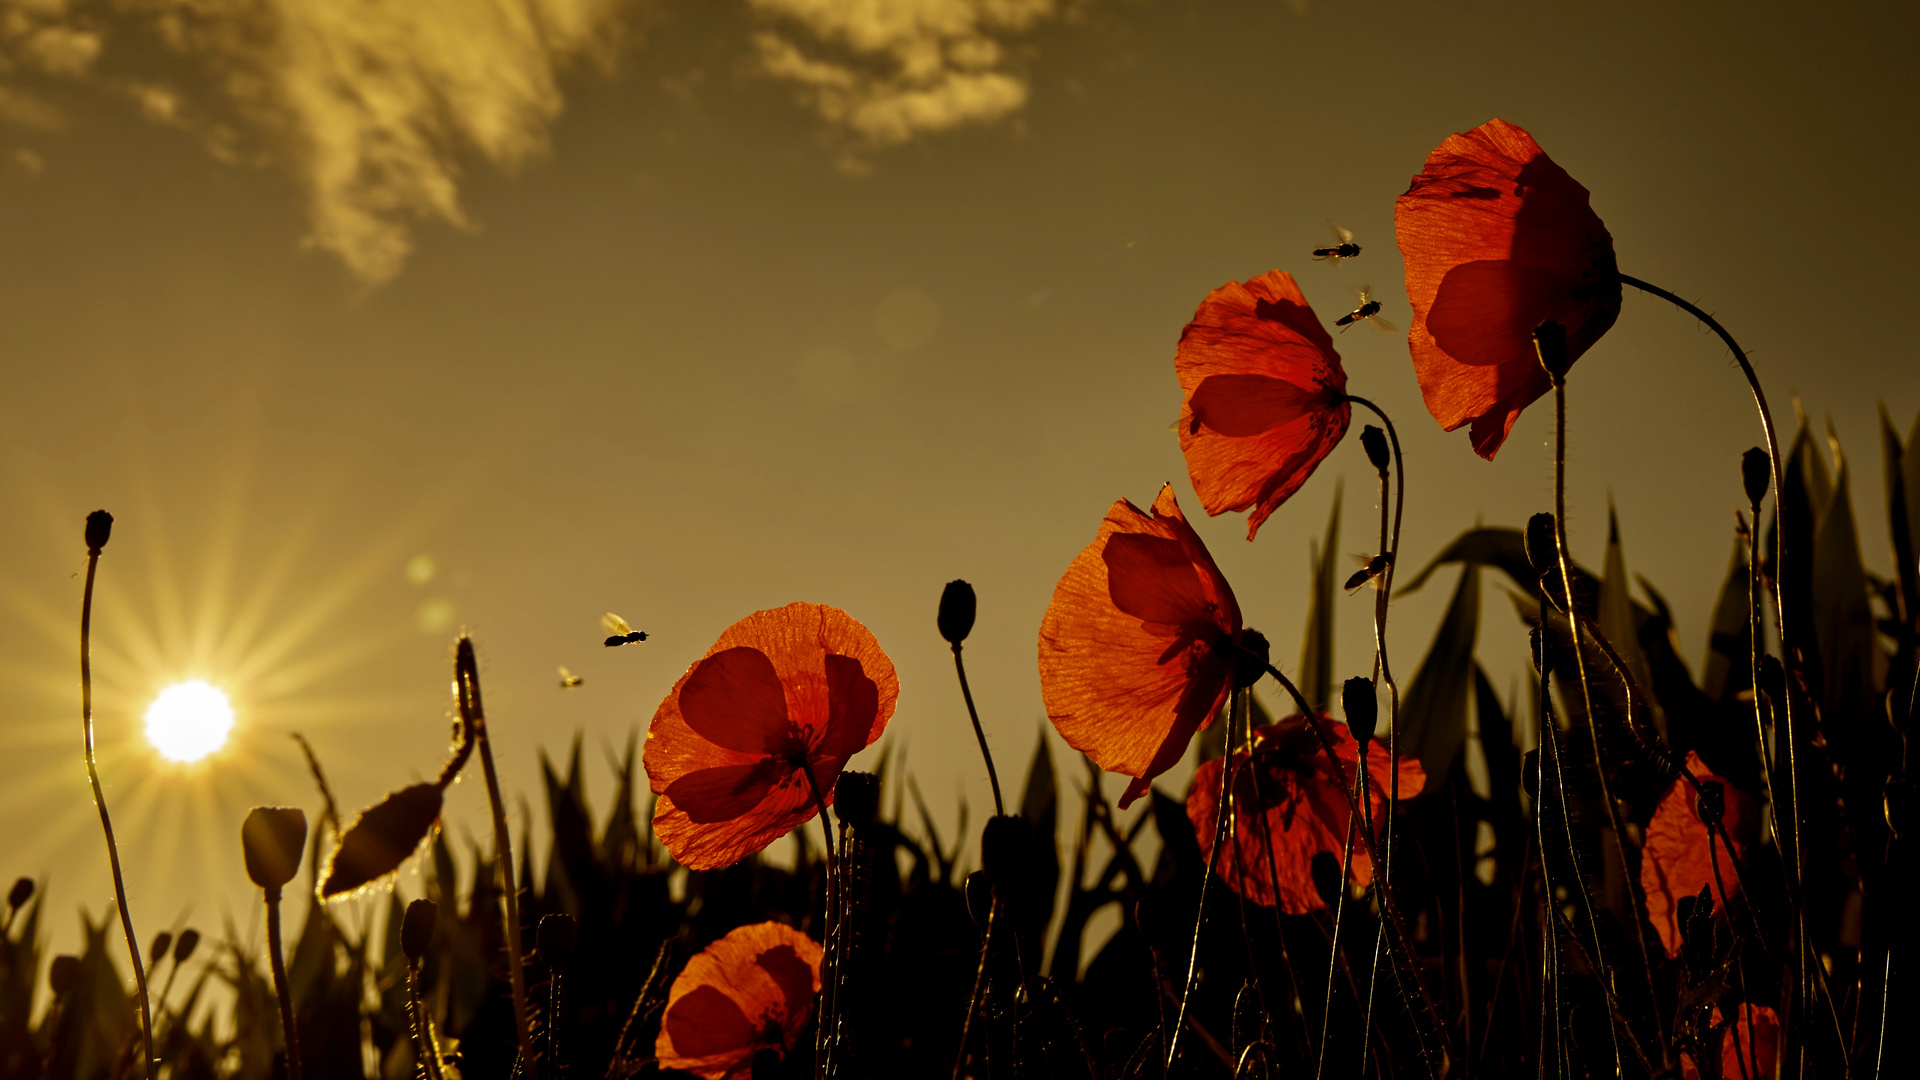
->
1539 365 1626 1078
951 644 1004 816
1616 273 1801 882
1261 662 1448 1077
459 641 537 1079
78 526 155 1080
1168 690 1241 1071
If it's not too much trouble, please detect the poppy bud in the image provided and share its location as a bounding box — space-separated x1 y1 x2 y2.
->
1524 513 1559 579
48 955 80 996
149 931 172 967
84 510 113 554
1741 448 1771 508
1522 749 1541 805
835 770 881 831
964 870 992 927
750 1048 782 1080
173 928 200 964
1342 677 1377 757
1360 425 1390 472
241 806 308 897
6 878 32 910
400 899 437 963
938 579 977 645
1694 780 1726 829
1231 629 1271 691
1531 320 1571 383
538 913 578 968
981 815 1031 894
1310 851 1342 908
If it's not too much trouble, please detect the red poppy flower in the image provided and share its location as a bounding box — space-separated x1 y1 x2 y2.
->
1175 270 1351 540
1395 118 1621 459
1680 1003 1780 1080
655 921 823 1079
1640 752 1754 957
644 602 899 870
1039 484 1247 809
1185 714 1424 913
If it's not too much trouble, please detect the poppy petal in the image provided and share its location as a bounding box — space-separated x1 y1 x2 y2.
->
757 943 817 1030
680 646 796 756
1103 534 1213 627
817 652 881 761
1174 271 1350 538
663 985 757 1061
664 760 789 825
1641 752 1753 956
656 922 823 1080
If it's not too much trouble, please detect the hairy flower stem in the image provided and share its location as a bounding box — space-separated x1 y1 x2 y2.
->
950 645 1005 817
264 886 302 1080
78 522 155 1079
1311 764 1361 1080
804 771 840 1077
1264 663 1447 1077
406 960 448 1080
1167 692 1241 1071
1540 366 1626 1078
1344 394 1403 1079
458 641 538 1079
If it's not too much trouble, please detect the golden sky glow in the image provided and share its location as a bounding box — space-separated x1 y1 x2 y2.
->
1 0 1916 962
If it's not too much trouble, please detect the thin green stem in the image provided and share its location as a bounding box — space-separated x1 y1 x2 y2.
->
952 645 1004 816
79 537 155 1079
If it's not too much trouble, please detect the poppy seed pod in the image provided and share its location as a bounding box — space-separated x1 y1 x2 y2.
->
1694 780 1726 829
981 814 1031 894
149 932 172 967
400 899 437 963
6 878 32 910
173 928 200 964
1342 677 1377 757
538 913 578 968
84 510 113 554
938 579 977 645
1231 629 1271 691
1531 320 1571 383
241 807 308 895
1524 513 1559 579
1742 447 1771 508
48 955 80 996
835 770 880 831
1360 425 1390 472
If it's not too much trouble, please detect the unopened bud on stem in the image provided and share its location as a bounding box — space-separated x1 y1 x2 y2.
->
1342 677 1377 757
1741 447 1771 508
1360 425 1390 472
401 899 437 963
241 807 308 898
84 510 113 554
1532 320 1571 383
1231 629 1271 691
938 580 977 645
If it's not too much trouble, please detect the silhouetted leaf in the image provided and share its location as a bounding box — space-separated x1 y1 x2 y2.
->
1811 459 1880 750
1598 504 1654 704
1400 527 1529 595
1701 539 1752 705
321 783 443 898
1400 564 1480 785
1299 481 1342 711
1887 405 1920 628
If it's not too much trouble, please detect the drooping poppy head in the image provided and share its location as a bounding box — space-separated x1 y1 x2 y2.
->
1039 485 1246 809
1641 752 1755 956
1680 1003 1780 1080
1174 270 1351 540
655 921 823 1079
1396 118 1620 458
1185 714 1424 913
644 602 899 870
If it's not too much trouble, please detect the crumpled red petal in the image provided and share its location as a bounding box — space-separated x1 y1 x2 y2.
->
1175 271 1351 538
1040 485 1241 809
656 921 823 1079
1640 751 1754 957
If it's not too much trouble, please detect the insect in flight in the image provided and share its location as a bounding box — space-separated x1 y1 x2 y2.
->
1312 222 1362 262
1345 553 1393 593
602 613 648 647
1335 286 1397 334
558 666 583 688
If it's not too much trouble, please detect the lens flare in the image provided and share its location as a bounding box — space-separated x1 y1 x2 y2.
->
145 682 234 763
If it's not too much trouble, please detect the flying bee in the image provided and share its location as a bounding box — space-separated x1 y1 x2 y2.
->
558 666 583 688
1345 552 1393 593
1335 286 1397 334
602 613 648 647
1312 221 1361 262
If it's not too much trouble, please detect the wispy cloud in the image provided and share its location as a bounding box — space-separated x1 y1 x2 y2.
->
747 0 1060 168
1 0 1065 281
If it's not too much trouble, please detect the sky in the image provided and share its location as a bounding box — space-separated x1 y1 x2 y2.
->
1 0 1916 965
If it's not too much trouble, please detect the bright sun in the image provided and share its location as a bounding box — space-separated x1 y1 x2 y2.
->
145 681 235 763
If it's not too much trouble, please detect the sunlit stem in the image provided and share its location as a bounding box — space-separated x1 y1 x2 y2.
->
1167 690 1241 1071
952 644 1004 816
953 896 998 1080
1538 359 1625 1078
264 885 303 1080
803 767 840 1077
406 959 448 1080
459 641 538 1079
78 533 155 1079
1312 758 1361 1080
